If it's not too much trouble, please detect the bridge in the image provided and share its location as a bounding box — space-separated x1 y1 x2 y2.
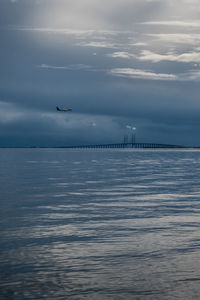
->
65 142 185 149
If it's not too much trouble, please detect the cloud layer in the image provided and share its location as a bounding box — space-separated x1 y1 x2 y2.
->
1 0 200 146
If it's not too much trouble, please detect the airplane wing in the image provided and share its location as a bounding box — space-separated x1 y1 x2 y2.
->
63 108 72 111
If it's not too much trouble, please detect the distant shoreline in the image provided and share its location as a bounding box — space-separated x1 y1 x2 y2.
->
0 146 199 149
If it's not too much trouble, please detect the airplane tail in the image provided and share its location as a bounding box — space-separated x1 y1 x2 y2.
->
56 106 60 111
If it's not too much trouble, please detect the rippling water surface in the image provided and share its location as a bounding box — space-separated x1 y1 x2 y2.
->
1 148 200 299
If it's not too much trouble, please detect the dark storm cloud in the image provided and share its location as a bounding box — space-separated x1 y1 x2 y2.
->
1 0 200 146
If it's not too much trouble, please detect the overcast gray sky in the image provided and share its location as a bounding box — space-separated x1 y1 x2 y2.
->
1 0 200 146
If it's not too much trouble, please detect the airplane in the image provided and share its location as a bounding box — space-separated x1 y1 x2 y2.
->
56 106 72 112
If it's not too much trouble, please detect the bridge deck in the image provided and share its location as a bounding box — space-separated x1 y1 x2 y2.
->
66 142 185 149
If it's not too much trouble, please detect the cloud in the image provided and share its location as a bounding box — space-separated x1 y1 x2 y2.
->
0 99 123 145
39 64 95 71
181 69 200 81
109 68 177 80
14 26 123 38
130 42 148 47
107 51 134 59
24 0 169 31
109 67 200 82
77 41 117 49
15 27 96 37
142 20 200 27
0 101 25 124
137 50 200 63
14 26 122 49
147 33 200 45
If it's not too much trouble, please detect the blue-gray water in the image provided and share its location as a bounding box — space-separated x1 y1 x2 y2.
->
1 149 200 300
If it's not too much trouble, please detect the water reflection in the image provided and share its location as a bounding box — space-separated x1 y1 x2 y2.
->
1 149 200 299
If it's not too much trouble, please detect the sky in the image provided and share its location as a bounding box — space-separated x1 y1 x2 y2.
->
1 0 200 146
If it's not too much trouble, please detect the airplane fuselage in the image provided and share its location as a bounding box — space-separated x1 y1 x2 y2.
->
56 106 72 112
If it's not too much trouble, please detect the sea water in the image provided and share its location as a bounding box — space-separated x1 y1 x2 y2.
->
1 148 200 299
